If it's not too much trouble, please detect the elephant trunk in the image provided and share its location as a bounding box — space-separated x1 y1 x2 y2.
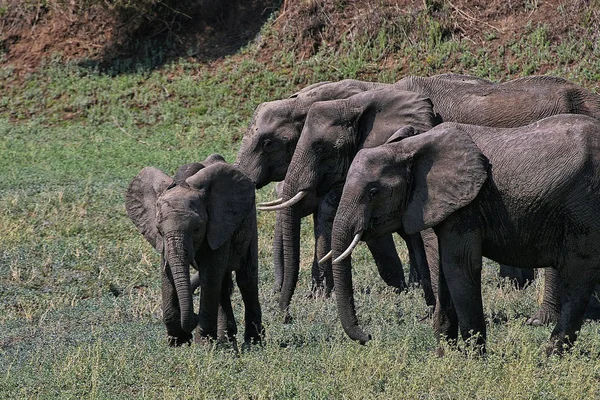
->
234 152 260 188
279 186 302 314
166 233 197 333
331 206 371 344
272 210 284 292
279 150 320 314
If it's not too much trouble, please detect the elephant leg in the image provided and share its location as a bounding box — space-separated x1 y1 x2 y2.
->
438 227 486 353
191 271 201 293
314 189 343 296
365 234 407 292
427 228 458 352
499 264 535 289
272 210 284 293
434 255 459 354
584 284 600 320
527 268 561 326
547 266 598 355
217 272 237 343
311 210 329 296
236 238 263 345
196 244 229 342
161 265 193 346
402 231 435 308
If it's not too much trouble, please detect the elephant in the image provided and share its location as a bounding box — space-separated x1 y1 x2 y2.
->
330 115 600 354
235 79 418 294
236 74 492 294
267 74 600 325
393 74 600 127
125 156 263 346
393 74 600 324
261 88 438 316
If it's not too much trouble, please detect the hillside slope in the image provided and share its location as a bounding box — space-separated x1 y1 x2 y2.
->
1 0 599 87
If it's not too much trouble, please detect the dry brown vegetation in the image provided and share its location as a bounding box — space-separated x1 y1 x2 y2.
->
1 0 598 75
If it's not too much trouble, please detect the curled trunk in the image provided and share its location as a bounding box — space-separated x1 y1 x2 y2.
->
166 234 197 333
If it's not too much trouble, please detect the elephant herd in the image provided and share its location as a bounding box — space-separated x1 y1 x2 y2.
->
126 73 600 355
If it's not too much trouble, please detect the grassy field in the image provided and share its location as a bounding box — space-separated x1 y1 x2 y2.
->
2 2 600 398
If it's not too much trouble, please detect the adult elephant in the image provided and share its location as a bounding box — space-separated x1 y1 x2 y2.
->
237 74 494 294
330 116 600 355
125 156 262 346
236 79 415 294
393 74 600 127
266 74 600 320
262 88 438 317
394 74 600 297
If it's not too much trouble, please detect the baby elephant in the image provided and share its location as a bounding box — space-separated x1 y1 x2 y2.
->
125 155 263 347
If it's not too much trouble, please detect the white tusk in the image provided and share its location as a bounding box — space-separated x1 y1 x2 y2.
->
256 197 283 207
333 233 362 263
318 250 333 265
257 191 307 211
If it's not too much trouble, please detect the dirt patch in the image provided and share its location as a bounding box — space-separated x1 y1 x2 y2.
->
1 3 114 74
1 0 598 74
0 0 279 73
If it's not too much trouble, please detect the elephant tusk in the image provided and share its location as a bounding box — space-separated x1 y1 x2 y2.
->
257 191 307 211
318 250 333 265
333 233 362 264
256 197 283 207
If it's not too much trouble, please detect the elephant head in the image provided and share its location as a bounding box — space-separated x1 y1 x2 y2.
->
235 79 389 189
330 126 489 343
263 88 437 313
125 157 255 339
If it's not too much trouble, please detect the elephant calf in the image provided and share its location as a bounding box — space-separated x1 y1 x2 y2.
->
125 155 263 346
331 115 600 355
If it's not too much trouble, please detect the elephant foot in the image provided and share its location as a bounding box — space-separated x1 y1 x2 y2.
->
242 336 263 353
283 311 293 324
434 346 446 358
167 333 193 347
417 306 434 323
526 306 559 326
543 340 568 357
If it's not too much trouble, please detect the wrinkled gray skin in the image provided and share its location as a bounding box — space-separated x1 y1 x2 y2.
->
276 88 438 315
236 74 498 297
331 115 600 354
271 181 323 294
393 74 600 325
125 156 262 346
236 79 417 295
237 80 388 189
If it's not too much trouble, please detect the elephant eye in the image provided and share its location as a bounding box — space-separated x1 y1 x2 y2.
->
369 187 380 198
263 139 273 151
313 143 330 158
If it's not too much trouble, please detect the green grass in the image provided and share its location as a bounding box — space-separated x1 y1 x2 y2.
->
2 3 600 398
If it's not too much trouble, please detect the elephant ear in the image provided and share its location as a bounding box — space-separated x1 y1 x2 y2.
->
202 153 226 166
125 167 174 251
172 155 225 186
400 127 489 234
347 89 436 148
173 162 205 186
294 80 388 112
186 163 255 250
385 125 418 144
